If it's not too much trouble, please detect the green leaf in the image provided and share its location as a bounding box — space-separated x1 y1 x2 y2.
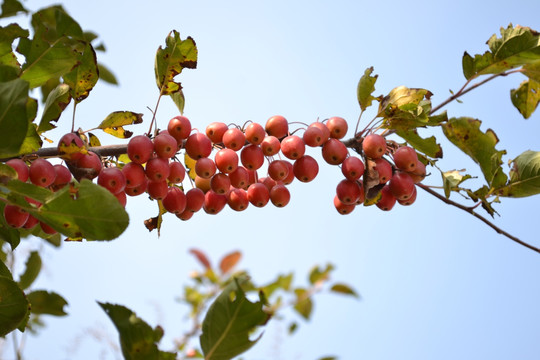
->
293 288 313 320
97 63 118 85
0 78 29 157
260 273 293 298
27 290 68 316
1 179 129 241
442 117 508 189
18 251 41 290
0 0 28 18
0 23 29 70
0 276 30 336
379 86 432 111
498 150 540 197
330 283 360 298
18 122 42 157
98 111 144 139
37 179 129 241
357 66 378 111
99 302 176 360
38 83 72 133
317 357 338 360
170 89 185 114
462 24 540 80
379 86 436 130
200 277 269 360
63 42 99 102
309 263 334 285
17 6 85 88
0 222 20 250
441 169 473 198
395 129 443 158
154 30 197 95
0 259 12 279
523 62 540 82
510 79 540 119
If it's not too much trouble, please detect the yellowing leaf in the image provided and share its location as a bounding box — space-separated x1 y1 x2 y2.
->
184 153 197 181
98 111 143 139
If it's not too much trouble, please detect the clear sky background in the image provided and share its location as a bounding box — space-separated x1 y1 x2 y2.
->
2 0 540 359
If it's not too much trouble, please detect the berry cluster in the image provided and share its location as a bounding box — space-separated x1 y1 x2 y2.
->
3 113 428 230
333 133 426 214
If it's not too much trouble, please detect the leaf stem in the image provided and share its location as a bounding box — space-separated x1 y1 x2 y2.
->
147 93 164 135
417 183 540 254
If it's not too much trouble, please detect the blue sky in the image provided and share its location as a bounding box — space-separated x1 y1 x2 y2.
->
2 0 540 359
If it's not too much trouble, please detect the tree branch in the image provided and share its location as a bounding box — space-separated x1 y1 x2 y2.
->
417 183 540 254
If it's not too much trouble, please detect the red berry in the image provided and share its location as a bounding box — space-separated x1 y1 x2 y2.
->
58 132 86 161
97 167 126 194
260 135 281 156
244 123 266 145
227 188 249 211
205 122 228 144
397 186 417 206
115 190 127 207
321 138 348 165
388 172 415 201
265 115 288 139
128 135 154 164
229 166 250 189
214 148 239 174
4 205 29 228
259 176 277 191
6 159 29 182
203 191 227 214
408 160 426 183
145 157 170 182
185 188 205 213
281 161 295 185
168 161 186 184
222 128 246 151
309 122 330 144
125 179 148 196
75 151 102 179
153 133 178 159
240 145 264 170
177 210 194 221
334 195 355 215
362 134 387 159
268 160 290 181
29 158 56 187
210 173 231 194
293 155 319 182
303 126 324 147
270 184 290 207
195 176 212 193
185 133 212 159
393 146 417 172
247 183 270 207
373 158 393 184
326 116 348 139
195 158 217 179
122 162 146 188
336 179 362 205
147 180 169 200
40 221 57 235
341 156 365 181
162 187 187 214
280 135 306 160
376 185 396 211
52 164 72 189
168 115 192 143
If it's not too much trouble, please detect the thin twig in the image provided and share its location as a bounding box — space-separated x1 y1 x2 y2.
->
417 183 540 254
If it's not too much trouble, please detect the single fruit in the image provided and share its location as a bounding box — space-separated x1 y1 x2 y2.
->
321 138 348 165
240 145 264 170
244 122 266 145
185 133 212 159
168 115 192 142
326 116 348 139
127 135 154 164
163 187 187 214
6 159 29 182
29 158 56 187
205 122 228 144
362 134 387 159
393 146 417 172
293 155 319 182
265 115 288 139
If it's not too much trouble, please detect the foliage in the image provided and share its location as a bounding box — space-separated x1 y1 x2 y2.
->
0 1 539 359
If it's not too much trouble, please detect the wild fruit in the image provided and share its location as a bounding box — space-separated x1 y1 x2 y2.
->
265 115 288 139
393 146 417 172
127 135 154 164
321 139 348 165
29 158 56 187
362 134 387 159
326 117 348 139
293 155 319 182
168 115 192 142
